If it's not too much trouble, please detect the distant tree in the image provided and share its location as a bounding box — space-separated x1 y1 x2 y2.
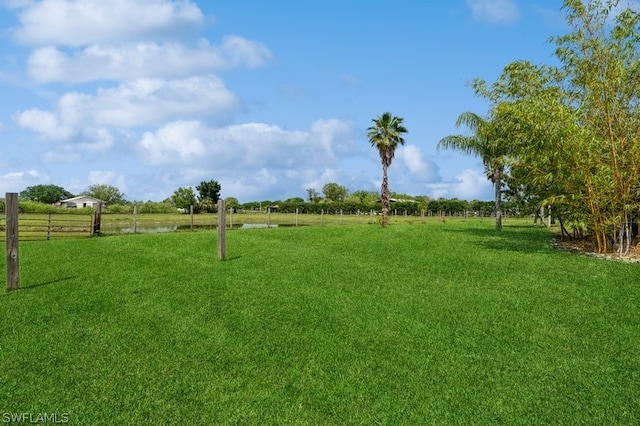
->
367 112 408 226
285 197 305 203
199 197 216 213
225 197 240 211
390 192 415 201
171 187 197 211
82 184 126 205
351 190 370 203
306 188 319 203
196 180 221 212
20 184 73 204
322 182 348 202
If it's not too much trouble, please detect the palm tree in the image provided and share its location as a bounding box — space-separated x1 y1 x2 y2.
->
367 112 408 227
438 112 507 232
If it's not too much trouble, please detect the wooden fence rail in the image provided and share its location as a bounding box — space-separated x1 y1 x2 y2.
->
0 213 93 242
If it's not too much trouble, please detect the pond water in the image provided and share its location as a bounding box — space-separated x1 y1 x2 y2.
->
118 225 178 233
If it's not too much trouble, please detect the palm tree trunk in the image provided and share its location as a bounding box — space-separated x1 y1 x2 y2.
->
381 161 390 227
495 168 502 232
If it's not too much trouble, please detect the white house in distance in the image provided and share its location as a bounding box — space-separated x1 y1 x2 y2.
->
59 196 104 209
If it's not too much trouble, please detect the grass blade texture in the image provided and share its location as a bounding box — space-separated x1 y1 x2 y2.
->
1 220 639 424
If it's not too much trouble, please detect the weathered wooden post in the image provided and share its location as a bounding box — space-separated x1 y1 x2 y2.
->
295 208 299 227
190 205 194 231
93 201 102 235
133 205 138 233
6 193 19 292
47 212 52 240
217 200 226 260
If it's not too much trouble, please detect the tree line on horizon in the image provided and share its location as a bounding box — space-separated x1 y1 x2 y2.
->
7 182 515 217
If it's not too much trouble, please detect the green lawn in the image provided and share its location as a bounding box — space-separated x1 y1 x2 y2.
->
1 221 639 424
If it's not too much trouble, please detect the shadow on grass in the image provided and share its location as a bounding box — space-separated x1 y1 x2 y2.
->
20 276 79 291
445 224 553 255
220 255 242 262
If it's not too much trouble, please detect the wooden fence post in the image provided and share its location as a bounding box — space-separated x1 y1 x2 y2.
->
133 205 138 233
6 193 19 292
93 202 102 235
47 212 52 240
190 205 194 231
217 200 226 260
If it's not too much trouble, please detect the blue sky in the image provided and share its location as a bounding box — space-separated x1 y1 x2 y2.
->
0 0 569 203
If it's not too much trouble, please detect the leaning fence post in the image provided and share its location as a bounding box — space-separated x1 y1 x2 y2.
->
6 193 19 292
217 200 226 260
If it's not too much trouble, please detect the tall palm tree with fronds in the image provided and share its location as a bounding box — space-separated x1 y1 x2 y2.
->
367 112 408 227
438 112 507 232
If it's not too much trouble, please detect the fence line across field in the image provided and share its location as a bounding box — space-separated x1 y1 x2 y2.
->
0 208 508 241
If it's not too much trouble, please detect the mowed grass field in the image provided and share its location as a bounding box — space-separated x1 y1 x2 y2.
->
1 220 639 424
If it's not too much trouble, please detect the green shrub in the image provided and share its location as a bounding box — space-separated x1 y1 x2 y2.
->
17 200 57 213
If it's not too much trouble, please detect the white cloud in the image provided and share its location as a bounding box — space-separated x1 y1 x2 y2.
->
78 128 115 152
397 145 438 181
11 0 204 47
0 170 49 195
219 35 273 68
466 0 519 24
13 108 74 141
139 121 207 165
135 118 358 201
28 37 272 83
91 76 238 127
14 76 239 140
137 119 356 171
449 169 492 200
87 170 128 194
421 169 492 200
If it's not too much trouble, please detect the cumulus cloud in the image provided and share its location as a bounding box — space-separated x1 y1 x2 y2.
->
133 118 362 201
28 36 272 83
466 0 520 24
13 109 75 141
449 169 492 200
0 170 49 195
137 119 356 170
11 0 204 47
14 76 239 140
87 170 129 194
397 144 438 181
